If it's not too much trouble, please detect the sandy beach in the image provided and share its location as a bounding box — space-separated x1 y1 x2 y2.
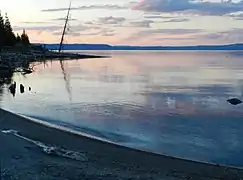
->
1 108 243 180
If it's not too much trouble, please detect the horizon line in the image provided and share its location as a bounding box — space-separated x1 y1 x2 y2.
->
34 42 243 47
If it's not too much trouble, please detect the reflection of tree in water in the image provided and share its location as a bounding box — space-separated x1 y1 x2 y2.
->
59 60 72 102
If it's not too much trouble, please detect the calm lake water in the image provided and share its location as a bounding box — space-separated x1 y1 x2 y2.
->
1 50 243 167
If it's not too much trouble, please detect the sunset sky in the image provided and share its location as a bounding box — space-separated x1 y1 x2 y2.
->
1 0 243 46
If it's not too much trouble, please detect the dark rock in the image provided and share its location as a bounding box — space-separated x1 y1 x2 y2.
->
9 82 16 97
227 98 242 105
29 87 31 91
20 84 25 94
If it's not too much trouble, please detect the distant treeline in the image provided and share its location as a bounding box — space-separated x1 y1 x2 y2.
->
0 11 30 49
41 43 243 51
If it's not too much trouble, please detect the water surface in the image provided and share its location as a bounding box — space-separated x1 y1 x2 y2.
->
1 50 243 167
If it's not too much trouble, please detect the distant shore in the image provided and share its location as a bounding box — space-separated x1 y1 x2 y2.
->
1 108 243 180
0 45 106 77
40 43 243 51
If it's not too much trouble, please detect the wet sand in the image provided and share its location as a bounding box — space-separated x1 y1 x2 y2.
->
1 108 243 180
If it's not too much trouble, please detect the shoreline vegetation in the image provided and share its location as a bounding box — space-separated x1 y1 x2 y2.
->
1 108 243 180
0 10 104 82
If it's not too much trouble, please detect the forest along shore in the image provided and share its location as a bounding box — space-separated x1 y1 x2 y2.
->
0 11 105 81
0 45 105 76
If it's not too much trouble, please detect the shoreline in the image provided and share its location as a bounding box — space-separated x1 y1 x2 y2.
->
6 109 243 171
1 108 243 180
0 45 106 77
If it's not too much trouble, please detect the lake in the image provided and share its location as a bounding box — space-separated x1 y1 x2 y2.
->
1 50 243 167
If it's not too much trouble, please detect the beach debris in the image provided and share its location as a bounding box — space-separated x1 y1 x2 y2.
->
22 68 33 75
227 98 242 105
29 87 31 91
20 84 25 93
1 129 88 162
9 82 16 97
42 146 87 161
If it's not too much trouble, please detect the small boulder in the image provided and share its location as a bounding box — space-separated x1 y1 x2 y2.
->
9 82 16 97
20 84 25 94
227 98 242 105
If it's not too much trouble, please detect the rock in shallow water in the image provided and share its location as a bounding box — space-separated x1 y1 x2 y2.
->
227 98 242 105
20 84 25 94
9 82 16 97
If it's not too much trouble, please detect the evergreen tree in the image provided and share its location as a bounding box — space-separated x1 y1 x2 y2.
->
4 13 16 46
0 10 31 48
0 11 5 49
21 29 30 45
16 33 21 43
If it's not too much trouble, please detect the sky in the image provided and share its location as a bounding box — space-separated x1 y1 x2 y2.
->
1 0 243 46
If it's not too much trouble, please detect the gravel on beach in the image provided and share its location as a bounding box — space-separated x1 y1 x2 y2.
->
1 108 243 180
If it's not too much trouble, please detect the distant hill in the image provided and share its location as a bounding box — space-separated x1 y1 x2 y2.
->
36 43 243 51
